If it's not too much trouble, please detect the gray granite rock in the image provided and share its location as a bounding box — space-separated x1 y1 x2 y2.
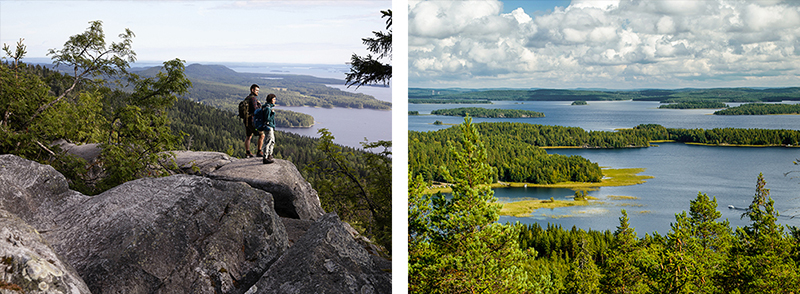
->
0 208 91 294
0 154 89 230
45 175 289 294
208 158 324 221
167 150 235 175
245 213 391 294
0 155 290 294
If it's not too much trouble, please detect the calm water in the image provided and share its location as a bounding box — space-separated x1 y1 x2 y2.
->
410 101 800 234
228 64 392 150
410 100 800 132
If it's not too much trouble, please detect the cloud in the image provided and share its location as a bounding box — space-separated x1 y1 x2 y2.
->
409 0 800 89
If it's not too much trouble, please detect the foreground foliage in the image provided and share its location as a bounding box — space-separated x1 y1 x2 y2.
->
1 22 190 194
409 116 543 293
308 129 391 251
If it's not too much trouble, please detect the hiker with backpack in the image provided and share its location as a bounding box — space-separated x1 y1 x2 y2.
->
258 93 277 164
239 84 264 158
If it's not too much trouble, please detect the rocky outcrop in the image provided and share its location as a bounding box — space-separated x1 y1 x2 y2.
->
0 208 91 294
0 154 89 229
0 154 390 293
245 213 392 294
47 175 288 294
208 157 325 221
168 150 235 175
168 151 325 221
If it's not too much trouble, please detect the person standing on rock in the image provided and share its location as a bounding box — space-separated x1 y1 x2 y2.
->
261 93 278 164
243 84 264 158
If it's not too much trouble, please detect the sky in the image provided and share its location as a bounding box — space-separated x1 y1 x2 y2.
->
0 0 391 65
408 0 800 89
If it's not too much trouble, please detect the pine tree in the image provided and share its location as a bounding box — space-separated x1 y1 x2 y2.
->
345 10 391 88
722 173 800 292
408 116 542 293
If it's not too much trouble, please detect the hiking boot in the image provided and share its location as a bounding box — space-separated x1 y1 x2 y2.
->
246 151 254 158
256 151 264 158
263 156 274 164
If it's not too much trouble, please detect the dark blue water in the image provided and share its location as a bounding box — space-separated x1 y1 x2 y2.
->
410 101 800 235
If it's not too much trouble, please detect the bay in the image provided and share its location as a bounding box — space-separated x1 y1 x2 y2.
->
499 143 800 235
409 100 800 235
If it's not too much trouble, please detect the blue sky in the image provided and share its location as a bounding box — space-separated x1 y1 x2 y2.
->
1 0 391 65
409 0 800 89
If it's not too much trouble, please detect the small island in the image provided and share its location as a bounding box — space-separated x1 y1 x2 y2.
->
275 109 315 128
659 101 729 109
430 107 544 118
409 111 420 115
714 103 800 115
571 100 588 105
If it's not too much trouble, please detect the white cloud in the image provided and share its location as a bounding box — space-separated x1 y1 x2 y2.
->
409 0 800 89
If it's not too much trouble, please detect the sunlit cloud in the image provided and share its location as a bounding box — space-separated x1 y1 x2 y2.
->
409 0 800 89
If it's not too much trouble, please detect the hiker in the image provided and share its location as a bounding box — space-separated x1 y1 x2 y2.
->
242 84 264 158
261 93 277 164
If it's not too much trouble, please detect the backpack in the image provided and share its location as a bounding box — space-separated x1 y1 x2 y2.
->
238 98 249 121
253 107 268 131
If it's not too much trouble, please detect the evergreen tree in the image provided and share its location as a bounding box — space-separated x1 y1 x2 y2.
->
345 10 391 88
310 128 391 251
564 236 602 294
656 192 732 293
409 116 541 293
602 210 648 293
722 173 800 292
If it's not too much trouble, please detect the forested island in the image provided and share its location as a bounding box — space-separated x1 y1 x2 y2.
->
658 101 728 109
714 103 800 115
571 100 588 105
430 107 545 118
410 122 800 185
409 87 800 103
409 123 604 184
623 124 800 146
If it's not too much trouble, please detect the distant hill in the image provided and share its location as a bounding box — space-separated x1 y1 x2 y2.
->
135 64 391 112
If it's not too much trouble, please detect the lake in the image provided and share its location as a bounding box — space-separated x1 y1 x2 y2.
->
409 100 800 235
410 100 800 132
